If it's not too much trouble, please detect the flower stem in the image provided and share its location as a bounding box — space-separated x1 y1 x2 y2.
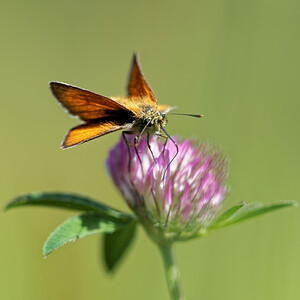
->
159 244 185 300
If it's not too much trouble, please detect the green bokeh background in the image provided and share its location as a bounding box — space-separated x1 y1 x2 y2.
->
1 1 299 299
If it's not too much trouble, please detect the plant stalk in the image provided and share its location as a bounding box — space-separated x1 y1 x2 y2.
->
159 243 185 300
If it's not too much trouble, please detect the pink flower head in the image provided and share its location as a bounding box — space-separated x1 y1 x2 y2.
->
107 135 227 241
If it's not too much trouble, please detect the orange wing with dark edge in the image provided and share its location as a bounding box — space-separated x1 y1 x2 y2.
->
127 54 157 104
50 82 134 121
62 121 129 149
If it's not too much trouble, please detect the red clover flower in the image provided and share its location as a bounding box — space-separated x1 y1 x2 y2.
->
107 135 227 243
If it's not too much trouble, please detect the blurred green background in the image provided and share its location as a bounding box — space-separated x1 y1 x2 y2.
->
1 0 299 299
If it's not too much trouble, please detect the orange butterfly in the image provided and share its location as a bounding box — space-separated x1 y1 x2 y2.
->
50 54 202 149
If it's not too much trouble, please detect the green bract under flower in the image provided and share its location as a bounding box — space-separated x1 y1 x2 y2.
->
107 135 227 243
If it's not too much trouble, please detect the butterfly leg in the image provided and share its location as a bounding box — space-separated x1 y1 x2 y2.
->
122 131 143 203
122 131 134 174
147 132 157 164
133 120 153 169
122 131 144 177
157 128 179 182
155 133 168 161
133 136 144 177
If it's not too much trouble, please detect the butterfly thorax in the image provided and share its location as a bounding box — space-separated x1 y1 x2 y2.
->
112 96 168 134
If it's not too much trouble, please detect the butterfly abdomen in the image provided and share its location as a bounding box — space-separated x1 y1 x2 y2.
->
90 109 136 126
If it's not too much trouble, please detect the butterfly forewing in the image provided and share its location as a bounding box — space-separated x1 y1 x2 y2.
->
127 54 157 104
50 82 134 121
62 121 129 148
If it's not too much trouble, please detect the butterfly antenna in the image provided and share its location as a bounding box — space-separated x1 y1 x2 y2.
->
161 127 179 182
167 113 204 118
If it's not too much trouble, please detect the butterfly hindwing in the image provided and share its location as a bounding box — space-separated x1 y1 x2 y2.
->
62 121 130 149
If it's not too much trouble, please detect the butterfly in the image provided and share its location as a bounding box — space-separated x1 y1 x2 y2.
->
50 54 202 149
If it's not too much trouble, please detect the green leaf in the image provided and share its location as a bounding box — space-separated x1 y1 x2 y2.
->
103 221 137 272
6 192 126 219
43 212 133 257
210 202 245 229
209 200 297 230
